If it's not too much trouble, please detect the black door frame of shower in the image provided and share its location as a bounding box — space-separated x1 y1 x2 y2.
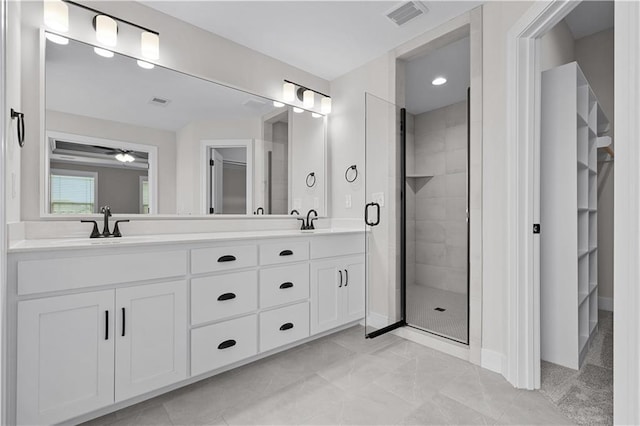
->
366 91 471 345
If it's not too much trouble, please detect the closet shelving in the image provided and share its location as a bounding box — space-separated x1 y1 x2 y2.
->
540 62 608 370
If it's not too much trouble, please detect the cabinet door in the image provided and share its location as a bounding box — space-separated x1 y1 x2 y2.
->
310 259 343 334
343 257 366 322
115 281 187 401
17 291 114 426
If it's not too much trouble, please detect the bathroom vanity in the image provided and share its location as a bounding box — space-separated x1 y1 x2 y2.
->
6 229 365 425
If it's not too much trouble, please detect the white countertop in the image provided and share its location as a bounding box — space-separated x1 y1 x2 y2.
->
8 228 365 253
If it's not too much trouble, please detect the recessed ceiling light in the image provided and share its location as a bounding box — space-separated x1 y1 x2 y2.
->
137 60 154 69
273 101 285 108
94 47 114 58
45 33 69 45
432 76 447 86
293 107 304 113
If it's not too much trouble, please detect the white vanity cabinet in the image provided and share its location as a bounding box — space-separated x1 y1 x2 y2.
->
16 281 187 425
8 230 365 425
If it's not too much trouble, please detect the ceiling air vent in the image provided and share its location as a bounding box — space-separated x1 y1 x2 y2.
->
149 96 170 107
385 1 428 27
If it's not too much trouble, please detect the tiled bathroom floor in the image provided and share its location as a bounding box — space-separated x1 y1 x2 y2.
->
84 326 573 426
406 284 468 342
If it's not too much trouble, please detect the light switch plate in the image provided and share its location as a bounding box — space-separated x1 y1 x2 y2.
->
372 192 385 206
345 194 352 208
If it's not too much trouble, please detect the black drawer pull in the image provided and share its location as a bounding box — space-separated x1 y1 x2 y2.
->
217 293 236 301
218 255 237 263
280 322 294 331
218 339 237 350
279 282 294 289
279 250 293 256
105 310 109 340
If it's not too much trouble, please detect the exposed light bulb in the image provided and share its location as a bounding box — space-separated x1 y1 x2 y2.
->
115 153 135 163
321 97 332 114
312 113 322 118
303 90 314 108
95 15 118 47
94 47 114 58
137 60 155 70
432 76 447 86
45 33 69 45
273 101 285 108
293 107 304 114
283 82 295 102
44 0 68 33
141 32 159 60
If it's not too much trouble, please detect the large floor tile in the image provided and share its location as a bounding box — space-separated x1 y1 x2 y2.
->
222 374 342 425
496 390 574 425
439 365 523 420
329 325 403 354
317 352 406 391
401 393 494 425
108 405 174 426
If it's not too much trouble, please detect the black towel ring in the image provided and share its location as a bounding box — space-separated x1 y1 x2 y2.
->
306 172 316 188
345 165 358 183
11 109 25 147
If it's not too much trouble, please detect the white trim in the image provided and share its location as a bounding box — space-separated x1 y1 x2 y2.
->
200 139 254 215
393 326 469 362
481 348 506 375
42 131 158 216
613 2 640 424
598 297 613 312
139 176 149 214
505 0 579 390
0 1 7 424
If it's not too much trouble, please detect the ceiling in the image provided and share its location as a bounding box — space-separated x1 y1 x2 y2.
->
140 1 482 81
405 36 469 115
46 37 283 132
565 1 614 40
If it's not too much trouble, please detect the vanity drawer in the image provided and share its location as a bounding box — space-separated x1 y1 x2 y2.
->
191 245 257 274
310 234 365 259
259 264 309 309
191 271 258 325
259 241 309 265
191 315 257 376
260 302 309 352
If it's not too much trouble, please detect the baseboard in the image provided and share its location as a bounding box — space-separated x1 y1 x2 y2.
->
481 348 505 375
599 296 613 312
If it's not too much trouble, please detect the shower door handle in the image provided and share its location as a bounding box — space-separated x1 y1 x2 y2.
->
364 202 381 226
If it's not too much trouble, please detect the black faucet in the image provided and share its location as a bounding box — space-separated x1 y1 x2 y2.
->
101 206 112 237
255 207 265 215
299 209 318 230
290 209 300 215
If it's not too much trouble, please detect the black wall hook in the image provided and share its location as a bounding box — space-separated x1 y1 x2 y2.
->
11 109 25 147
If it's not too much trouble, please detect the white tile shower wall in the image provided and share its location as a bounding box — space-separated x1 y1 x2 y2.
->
411 101 467 294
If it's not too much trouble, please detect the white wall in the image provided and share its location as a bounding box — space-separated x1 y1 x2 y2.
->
540 20 575 71
5 1 21 223
575 29 614 304
46 110 177 214
15 0 329 221
481 0 534 360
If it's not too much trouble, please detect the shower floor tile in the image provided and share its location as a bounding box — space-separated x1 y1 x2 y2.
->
406 284 468 343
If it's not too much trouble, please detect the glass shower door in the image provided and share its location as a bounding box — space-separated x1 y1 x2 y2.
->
364 93 405 338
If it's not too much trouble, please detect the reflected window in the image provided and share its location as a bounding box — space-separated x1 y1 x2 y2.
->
50 169 97 214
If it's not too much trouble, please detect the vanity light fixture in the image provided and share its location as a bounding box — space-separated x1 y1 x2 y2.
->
432 76 447 86
140 32 159 60
115 152 135 163
45 2 161 63
312 113 322 118
293 107 304 114
95 15 118 47
283 82 295 102
137 60 155 70
45 32 69 45
283 79 331 114
303 90 314 108
44 0 69 33
94 47 114 58
321 97 332 114
273 101 285 108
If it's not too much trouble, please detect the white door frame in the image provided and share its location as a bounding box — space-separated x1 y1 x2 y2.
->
506 0 640 423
